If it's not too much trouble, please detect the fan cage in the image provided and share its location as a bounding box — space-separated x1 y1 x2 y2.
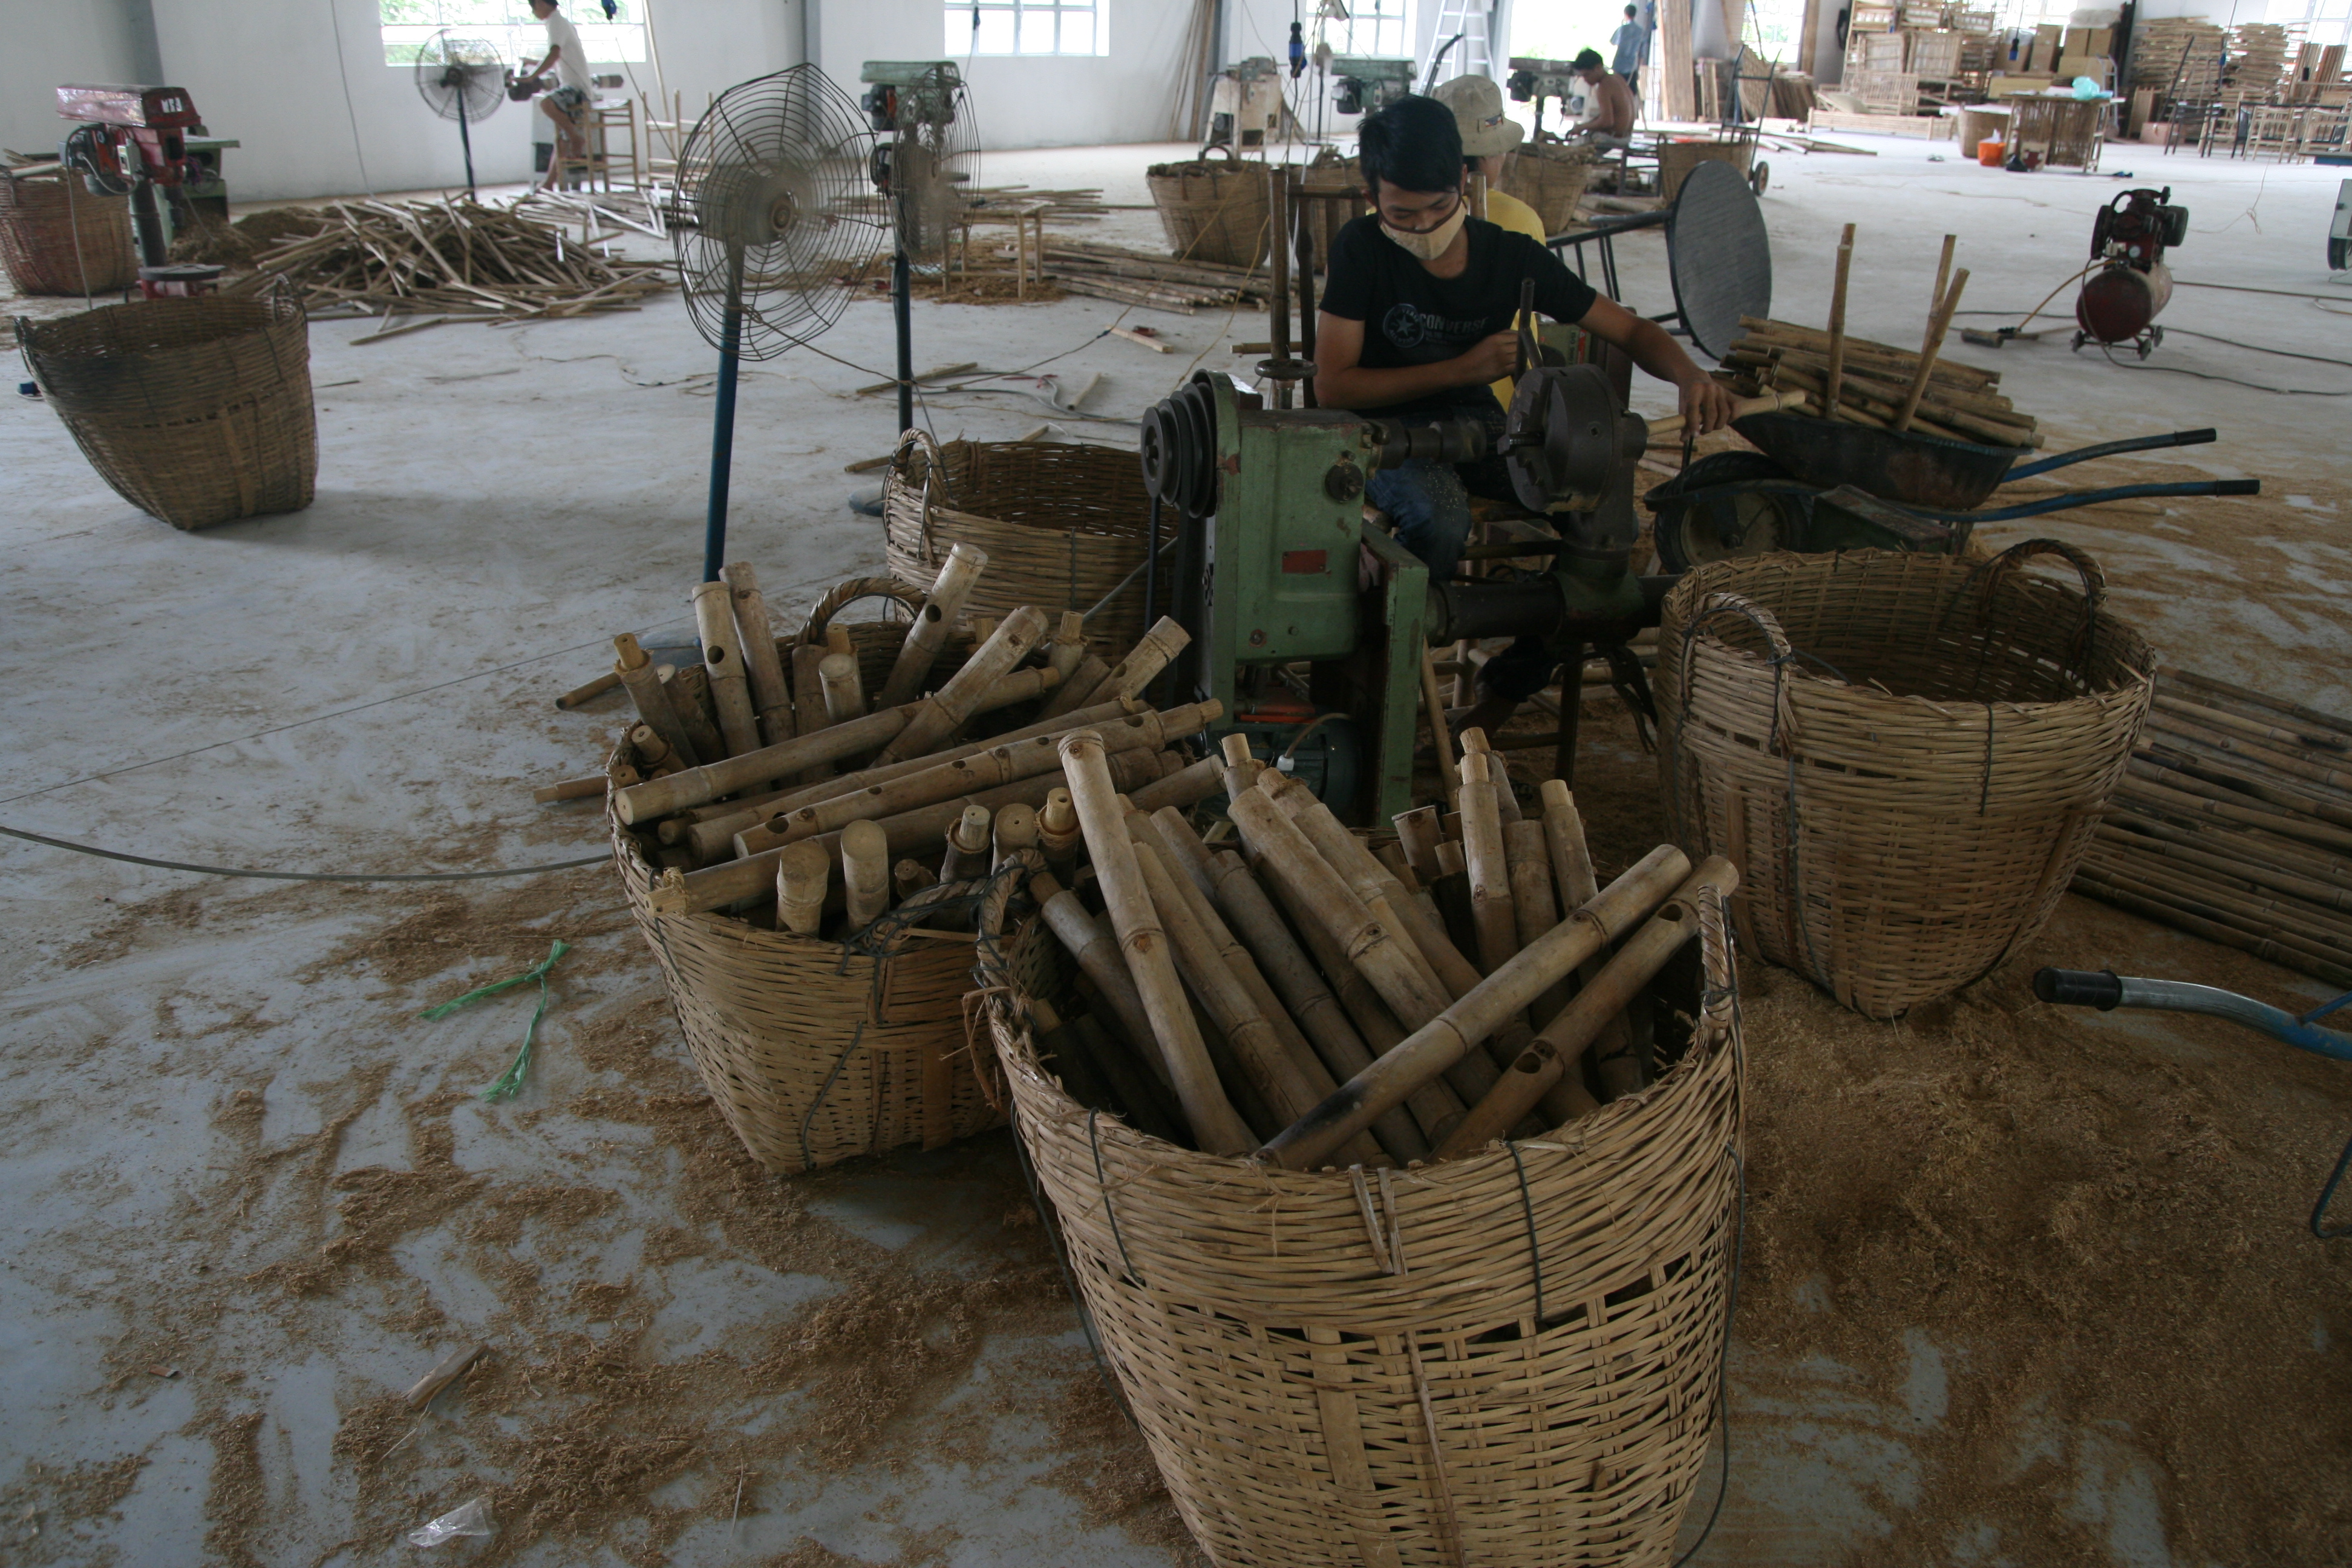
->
415 32 506 124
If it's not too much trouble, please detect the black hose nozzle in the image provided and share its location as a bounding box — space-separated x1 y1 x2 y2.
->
2033 967 2125 1010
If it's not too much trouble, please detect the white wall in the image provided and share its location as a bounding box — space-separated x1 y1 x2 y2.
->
1 0 161 161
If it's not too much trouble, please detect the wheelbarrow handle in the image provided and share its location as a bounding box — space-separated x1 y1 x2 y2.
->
2033 969 2352 1059
1961 477 2260 523
2004 427 2218 481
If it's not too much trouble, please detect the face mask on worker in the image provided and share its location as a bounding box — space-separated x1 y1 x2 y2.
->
1381 198 1468 261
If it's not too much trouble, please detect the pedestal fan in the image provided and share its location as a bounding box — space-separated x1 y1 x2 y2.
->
414 32 505 198
859 62 982 436
676 66 882 581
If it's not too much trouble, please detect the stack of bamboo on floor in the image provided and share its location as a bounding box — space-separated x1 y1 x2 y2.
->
220 197 672 321
596 544 1220 939
1029 720 1738 1168
2076 667 2352 987
1039 239 1272 312
1716 230 2042 449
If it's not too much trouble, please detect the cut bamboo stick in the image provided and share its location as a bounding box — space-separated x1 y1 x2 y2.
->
893 858 937 901
2147 709 2352 798
2159 667 2352 745
2122 772 2352 854
1459 753 1519 978
1420 645 1463 803
1040 787 1082 871
1033 870 1179 1098
535 776 605 804
873 606 1050 766
1504 819 1573 1018
557 670 623 710
614 633 700 770
1437 858 1738 1157
2075 864 2352 979
1045 610 1088 684
1929 233 1956 319
878 542 987 710
1394 805 1445 883
2155 693 2350 759
1067 1010 1189 1145
776 841 830 935
2099 818 2352 912
993 802 1040 871
1072 616 1191 710
841 820 890 929
1059 730 1255 1155
665 665 728 768
789 642 834 783
1891 267 1967 434
818 652 867 727
2144 746 2352 828
940 804 993 881
1259 843 1693 1170
612 669 1061 824
693 581 763 758
1824 223 1855 420
721 562 794 743
1037 647 1116 722
1128 754 1224 812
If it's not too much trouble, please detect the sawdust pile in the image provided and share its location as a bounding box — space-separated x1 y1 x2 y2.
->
1527 698 2352 1563
167 204 327 267
201 1410 266 1568
0 1452 149 1564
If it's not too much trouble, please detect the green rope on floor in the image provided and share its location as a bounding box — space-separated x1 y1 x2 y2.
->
419 939 573 1102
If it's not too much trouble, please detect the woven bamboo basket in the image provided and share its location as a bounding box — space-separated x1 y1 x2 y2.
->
1657 544 2154 1021
985 889 1745 1567
1655 140 1754 204
0 168 137 296
1501 143 1595 234
883 431 1155 656
1146 151 1272 269
16 290 317 531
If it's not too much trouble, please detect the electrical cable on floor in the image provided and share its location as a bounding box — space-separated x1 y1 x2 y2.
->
2091 343 2352 394
1947 309 2352 371
0 822 607 882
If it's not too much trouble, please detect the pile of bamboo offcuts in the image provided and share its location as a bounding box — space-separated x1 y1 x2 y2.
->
2076 667 2352 988
1015 722 1735 1169
1040 239 1273 312
1717 230 2041 449
222 198 671 321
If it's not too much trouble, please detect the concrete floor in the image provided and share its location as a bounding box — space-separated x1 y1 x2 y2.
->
3 135 2350 1566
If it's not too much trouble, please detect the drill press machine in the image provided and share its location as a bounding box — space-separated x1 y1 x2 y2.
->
55 83 224 298
1140 356 1671 826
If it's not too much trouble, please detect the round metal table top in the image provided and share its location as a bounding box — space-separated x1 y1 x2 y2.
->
1665 159 1772 361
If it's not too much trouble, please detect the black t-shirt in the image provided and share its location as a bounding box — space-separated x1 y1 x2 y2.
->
1320 214 1601 422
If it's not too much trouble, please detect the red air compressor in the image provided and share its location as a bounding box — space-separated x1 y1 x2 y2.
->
2074 185 2189 359
54 83 224 298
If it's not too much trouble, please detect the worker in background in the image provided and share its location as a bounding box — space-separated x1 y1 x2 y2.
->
1315 94 1733 735
524 0 593 193
1610 3 1650 98
1570 48 1639 149
1432 74 1549 412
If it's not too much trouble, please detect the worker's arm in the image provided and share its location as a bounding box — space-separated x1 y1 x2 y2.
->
1576 295 1737 433
524 44 561 75
1314 312 1518 410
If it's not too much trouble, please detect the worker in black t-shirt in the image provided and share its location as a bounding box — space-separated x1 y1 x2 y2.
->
1318 93 1734 736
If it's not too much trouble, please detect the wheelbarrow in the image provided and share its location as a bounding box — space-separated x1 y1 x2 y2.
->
1729 414 2224 510
2035 968 2352 1238
1648 429 2258 572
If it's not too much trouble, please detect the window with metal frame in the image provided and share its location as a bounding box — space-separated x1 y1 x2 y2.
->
1329 0 1412 58
379 0 646 68
947 0 1110 57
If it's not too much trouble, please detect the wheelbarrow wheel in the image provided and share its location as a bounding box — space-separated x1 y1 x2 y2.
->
1750 160 1769 195
1648 452 1808 573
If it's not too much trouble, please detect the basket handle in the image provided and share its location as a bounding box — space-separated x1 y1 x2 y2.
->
1681 589 1801 755
893 426 953 565
1967 536 2105 675
797 575 924 646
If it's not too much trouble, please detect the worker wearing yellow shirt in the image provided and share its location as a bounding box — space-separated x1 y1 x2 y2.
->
1431 74 1550 409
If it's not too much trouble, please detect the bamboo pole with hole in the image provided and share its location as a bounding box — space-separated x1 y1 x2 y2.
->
1259 843 1692 1169
1060 731 1255 1155
874 606 1050 766
681 693 1134 860
1436 858 1737 1157
612 667 1060 824
722 562 794 745
878 542 987 710
1891 268 1967 434
1069 616 1191 711
993 802 1040 871
939 803 993 881
1045 610 1088 685
614 633 701 769
1040 788 1082 871
733 702 1220 857
692 581 763 758
840 820 890 929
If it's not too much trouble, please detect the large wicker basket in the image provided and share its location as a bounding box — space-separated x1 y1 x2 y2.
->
1657 544 2153 1020
1147 151 1271 269
988 889 1745 1567
1501 142 1595 234
1655 139 1753 205
884 431 1155 656
17 290 317 530
0 168 137 296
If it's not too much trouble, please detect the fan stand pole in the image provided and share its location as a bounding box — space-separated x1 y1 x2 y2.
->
456 88 477 198
704 246 748 584
892 240 915 437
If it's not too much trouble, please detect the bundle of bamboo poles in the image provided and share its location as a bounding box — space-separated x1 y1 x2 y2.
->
1716 230 2042 450
573 546 1222 944
1039 239 1272 312
1019 721 1736 1167
220 197 672 321
2075 667 2352 987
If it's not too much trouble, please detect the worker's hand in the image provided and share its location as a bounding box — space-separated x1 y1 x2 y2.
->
1676 373 1739 436
1456 332 1522 387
